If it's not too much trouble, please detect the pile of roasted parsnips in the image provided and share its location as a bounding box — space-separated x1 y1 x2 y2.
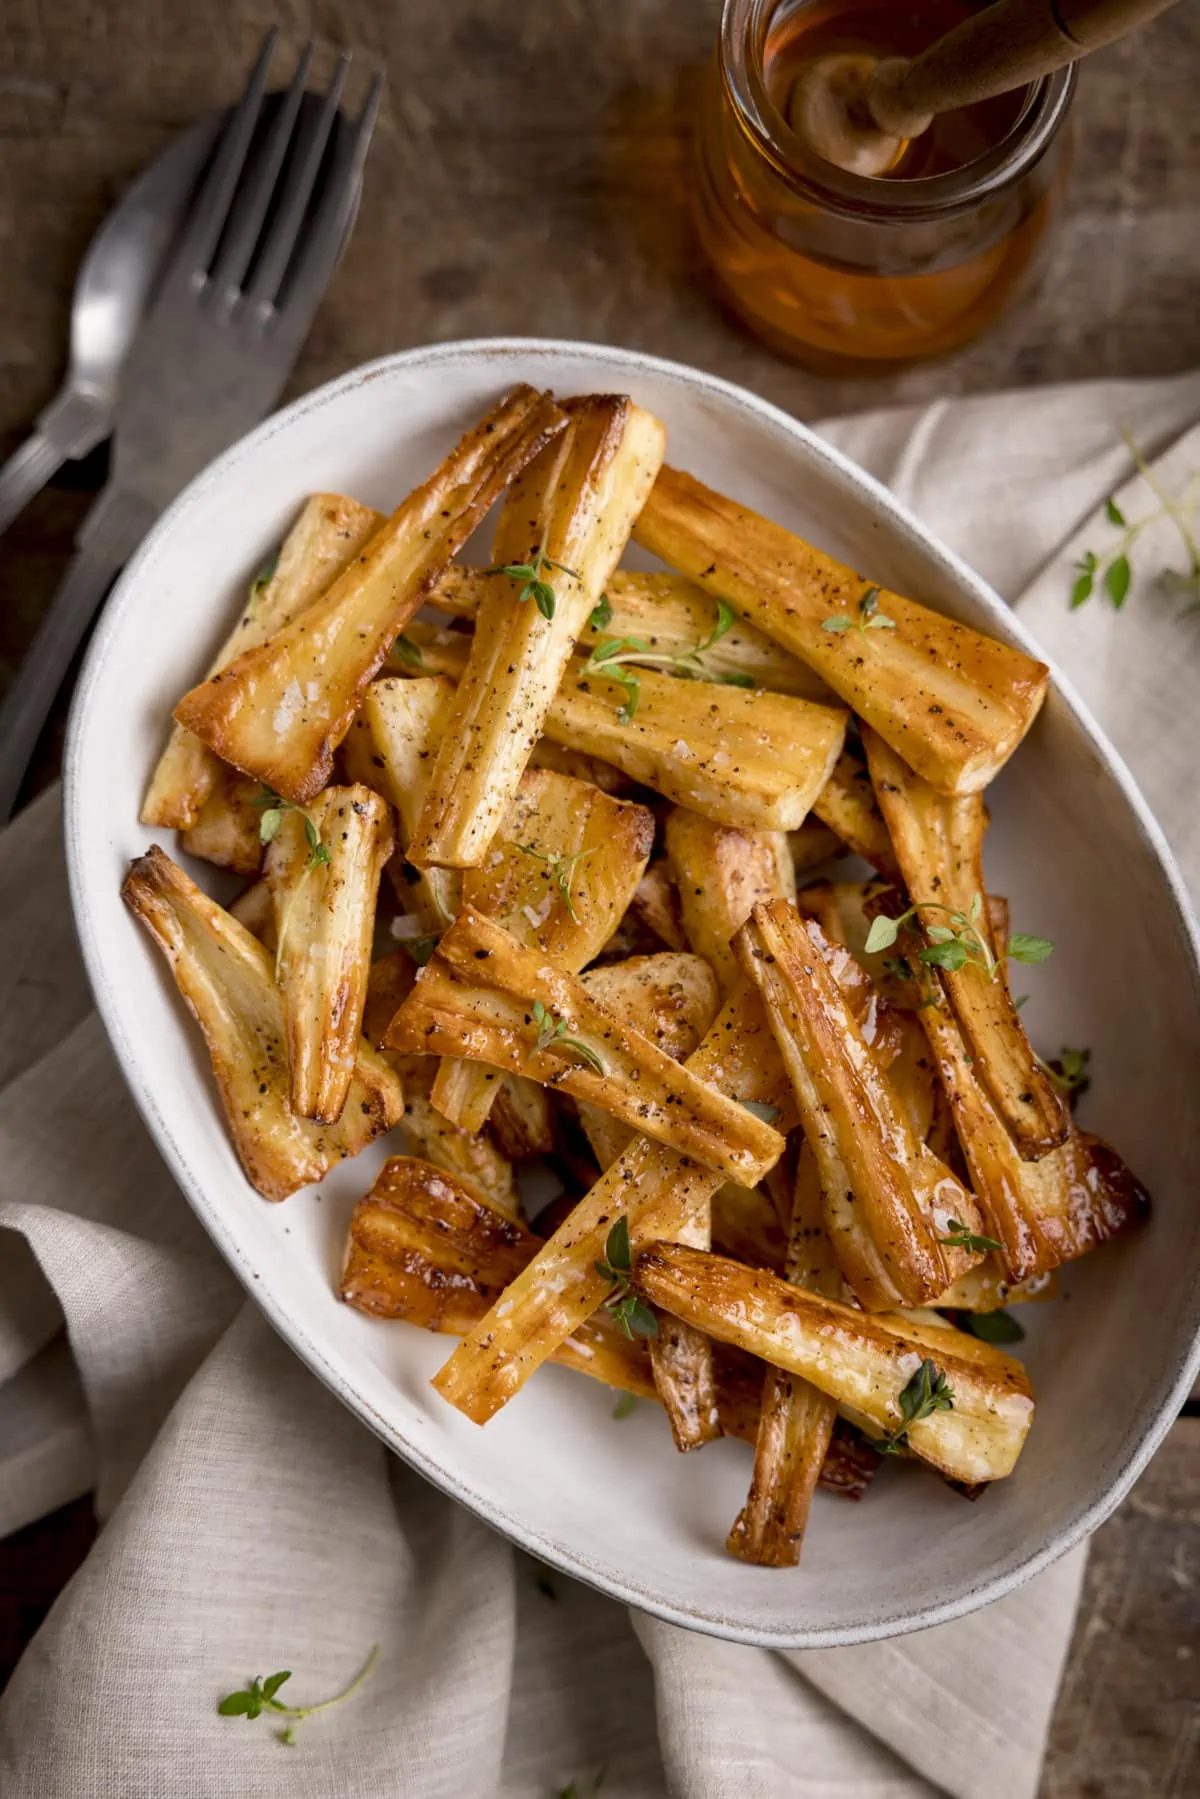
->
126 384 1149 1568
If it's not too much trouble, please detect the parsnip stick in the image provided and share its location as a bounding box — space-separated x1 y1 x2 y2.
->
579 951 724 1450
810 746 899 880
575 953 721 1173
789 817 842 878
487 1075 557 1161
386 909 783 1185
174 385 566 803
408 396 665 868
635 466 1049 794
665 806 796 998
429 767 654 1132
264 785 394 1123
339 1155 881 1494
655 808 796 1443
395 621 847 834
430 980 792 1424
628 861 689 952
121 847 403 1201
863 727 1068 1159
631 1242 1035 1484
430 567 833 702
143 494 383 828
178 766 265 877
362 953 517 1218
733 901 986 1309
727 1144 841 1565
919 977 1149 1281
341 673 461 933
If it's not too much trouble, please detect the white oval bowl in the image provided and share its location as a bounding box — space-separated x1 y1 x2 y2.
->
65 339 1200 1647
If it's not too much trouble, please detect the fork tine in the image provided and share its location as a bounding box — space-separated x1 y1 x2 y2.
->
208 40 314 303
270 70 385 320
245 51 350 310
175 28 278 281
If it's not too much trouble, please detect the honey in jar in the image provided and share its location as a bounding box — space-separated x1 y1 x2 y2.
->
694 0 1076 370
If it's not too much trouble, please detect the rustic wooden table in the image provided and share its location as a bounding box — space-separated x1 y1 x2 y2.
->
1 2 1198 1792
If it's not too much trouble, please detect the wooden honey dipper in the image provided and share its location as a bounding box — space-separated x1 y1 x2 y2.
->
789 0 1182 177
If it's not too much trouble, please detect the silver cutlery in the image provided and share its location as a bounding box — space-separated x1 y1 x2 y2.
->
0 30 382 824
0 115 219 539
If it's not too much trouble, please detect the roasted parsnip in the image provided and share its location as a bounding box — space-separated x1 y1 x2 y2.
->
810 746 899 880
408 396 666 868
178 766 265 877
430 767 654 1131
264 785 394 1123
341 674 461 932
173 385 566 803
628 861 689 952
386 909 783 1185
229 878 276 950
734 902 986 1309
789 817 842 878
936 1259 1057 1313
711 1180 788 1272
488 1075 558 1161
143 493 384 829
788 885 936 1140
579 949 724 1448
863 728 1068 1159
918 978 1148 1281
339 1156 880 1490
431 980 792 1424
399 620 848 834
527 738 633 795
634 465 1049 795
631 1242 1035 1484
575 953 722 1171
362 952 517 1217
121 847 403 1201
644 802 797 1437
431 566 833 702
726 1143 841 1566
665 807 796 997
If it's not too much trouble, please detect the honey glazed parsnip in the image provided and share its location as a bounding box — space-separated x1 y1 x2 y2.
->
128 384 1150 1570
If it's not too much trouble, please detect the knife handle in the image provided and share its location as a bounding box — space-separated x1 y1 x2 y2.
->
0 485 153 825
0 387 112 541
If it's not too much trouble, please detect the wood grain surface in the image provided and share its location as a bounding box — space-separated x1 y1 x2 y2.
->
0 3 1197 1791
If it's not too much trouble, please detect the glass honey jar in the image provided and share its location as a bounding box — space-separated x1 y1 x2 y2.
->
694 0 1076 371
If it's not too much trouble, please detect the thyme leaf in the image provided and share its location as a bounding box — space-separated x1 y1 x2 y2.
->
530 999 606 1075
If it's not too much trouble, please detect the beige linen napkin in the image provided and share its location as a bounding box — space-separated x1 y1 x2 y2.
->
2 369 1199 1799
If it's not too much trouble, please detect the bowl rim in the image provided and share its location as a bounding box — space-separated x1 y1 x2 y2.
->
64 335 1200 1647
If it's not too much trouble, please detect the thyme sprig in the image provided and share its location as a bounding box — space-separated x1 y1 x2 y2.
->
580 598 754 723
218 1645 379 1746
530 999 606 1075
1071 432 1200 616
247 549 279 616
392 632 425 668
253 788 332 982
1039 1045 1091 1098
875 1358 955 1455
939 1219 1003 1254
594 1217 658 1340
484 539 580 621
821 584 896 639
253 789 331 872
864 891 1053 981
515 843 597 924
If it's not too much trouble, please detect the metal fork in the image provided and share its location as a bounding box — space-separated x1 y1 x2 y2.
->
0 31 383 824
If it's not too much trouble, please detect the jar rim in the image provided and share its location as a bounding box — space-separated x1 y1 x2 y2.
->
720 0 1076 220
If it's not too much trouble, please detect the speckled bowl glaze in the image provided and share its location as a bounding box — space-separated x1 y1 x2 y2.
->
65 340 1200 1647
